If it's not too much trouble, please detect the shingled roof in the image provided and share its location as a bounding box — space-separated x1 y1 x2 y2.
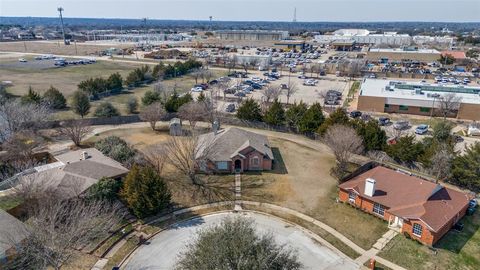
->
0 209 28 256
18 148 128 199
339 166 471 232
197 127 274 161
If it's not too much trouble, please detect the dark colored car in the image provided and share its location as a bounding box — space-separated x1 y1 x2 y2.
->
378 117 390 126
225 103 235 112
251 83 262 89
350 110 362 118
209 79 218 85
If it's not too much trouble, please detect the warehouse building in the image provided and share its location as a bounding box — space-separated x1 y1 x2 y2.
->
357 79 480 121
366 48 441 62
215 30 288 41
315 29 412 46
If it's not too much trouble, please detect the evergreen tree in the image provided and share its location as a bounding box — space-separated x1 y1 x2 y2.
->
298 102 324 133
197 91 206 102
451 142 480 192
317 107 349 135
263 99 285 126
350 119 387 151
386 135 424 164
94 102 120 117
121 165 171 218
285 101 307 132
71 90 91 118
107 72 123 93
21 86 42 104
142 90 162 106
87 177 122 202
43 86 66 109
236 98 262 121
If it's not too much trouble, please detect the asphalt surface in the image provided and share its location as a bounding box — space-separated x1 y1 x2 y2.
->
124 212 358 270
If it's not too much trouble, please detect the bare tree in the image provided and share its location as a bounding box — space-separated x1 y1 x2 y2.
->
240 59 250 74
5 197 123 270
164 134 214 185
139 102 167 130
227 55 238 72
439 93 462 119
284 82 298 105
429 143 454 182
178 102 207 130
202 70 214 83
143 144 168 176
262 85 282 105
0 100 50 142
190 69 202 84
57 120 92 147
323 124 364 180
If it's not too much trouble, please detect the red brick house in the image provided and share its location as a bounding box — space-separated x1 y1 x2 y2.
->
196 127 274 173
338 166 473 246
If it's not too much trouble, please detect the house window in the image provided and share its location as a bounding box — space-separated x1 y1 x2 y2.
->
412 223 423 237
420 107 431 113
384 104 390 108
399 105 409 111
251 156 259 167
348 192 357 203
373 203 385 217
216 162 228 170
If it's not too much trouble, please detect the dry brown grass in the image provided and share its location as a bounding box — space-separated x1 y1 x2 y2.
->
0 41 131 56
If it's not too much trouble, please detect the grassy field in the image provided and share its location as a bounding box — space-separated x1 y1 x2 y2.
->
0 40 131 56
242 137 388 250
0 57 145 97
378 211 480 270
0 195 23 211
1 54 226 119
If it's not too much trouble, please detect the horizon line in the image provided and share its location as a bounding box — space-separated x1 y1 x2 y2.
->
1 16 479 24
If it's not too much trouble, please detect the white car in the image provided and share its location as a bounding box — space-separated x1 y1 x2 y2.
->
190 87 203 92
18 58 27 62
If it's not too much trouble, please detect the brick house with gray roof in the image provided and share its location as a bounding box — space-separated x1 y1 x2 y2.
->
196 127 274 173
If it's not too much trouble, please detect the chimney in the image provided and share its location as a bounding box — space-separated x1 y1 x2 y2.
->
81 151 89 160
364 178 376 197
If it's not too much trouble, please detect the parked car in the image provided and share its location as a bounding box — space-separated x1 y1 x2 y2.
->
393 121 410 130
208 79 218 85
191 86 204 92
349 110 362 118
234 91 246 97
415 124 429 135
18 58 27 62
378 117 390 126
469 199 478 209
225 103 236 112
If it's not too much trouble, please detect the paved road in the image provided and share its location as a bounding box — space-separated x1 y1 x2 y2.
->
124 212 358 270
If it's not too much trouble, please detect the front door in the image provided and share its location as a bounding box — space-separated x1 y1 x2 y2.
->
394 216 404 228
234 159 242 172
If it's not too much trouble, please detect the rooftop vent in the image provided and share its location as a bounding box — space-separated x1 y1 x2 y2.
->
81 151 89 160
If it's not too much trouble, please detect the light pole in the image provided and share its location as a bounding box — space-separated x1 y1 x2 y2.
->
57 7 67 45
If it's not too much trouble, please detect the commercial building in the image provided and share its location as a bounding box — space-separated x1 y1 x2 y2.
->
339 165 473 246
273 40 306 50
215 30 288 41
366 48 441 62
315 29 412 46
357 78 480 121
413 35 454 46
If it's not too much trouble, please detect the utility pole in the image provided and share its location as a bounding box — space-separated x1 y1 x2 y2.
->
293 7 297 23
142 18 148 45
57 7 67 45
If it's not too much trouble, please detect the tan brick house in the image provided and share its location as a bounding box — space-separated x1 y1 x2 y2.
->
196 127 274 173
338 166 473 246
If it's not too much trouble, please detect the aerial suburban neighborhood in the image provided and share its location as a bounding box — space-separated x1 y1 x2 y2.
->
0 1 479 270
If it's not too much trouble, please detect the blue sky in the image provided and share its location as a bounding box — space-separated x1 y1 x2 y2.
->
1 0 479 22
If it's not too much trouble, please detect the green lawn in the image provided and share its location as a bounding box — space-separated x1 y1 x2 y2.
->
0 195 23 211
378 210 480 270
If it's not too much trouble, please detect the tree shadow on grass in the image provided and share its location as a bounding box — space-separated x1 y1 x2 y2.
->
271 147 288 175
435 211 480 253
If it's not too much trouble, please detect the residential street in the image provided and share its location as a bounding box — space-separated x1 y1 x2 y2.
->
124 211 359 270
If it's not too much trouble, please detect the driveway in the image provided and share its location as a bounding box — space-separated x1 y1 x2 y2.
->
124 212 358 270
